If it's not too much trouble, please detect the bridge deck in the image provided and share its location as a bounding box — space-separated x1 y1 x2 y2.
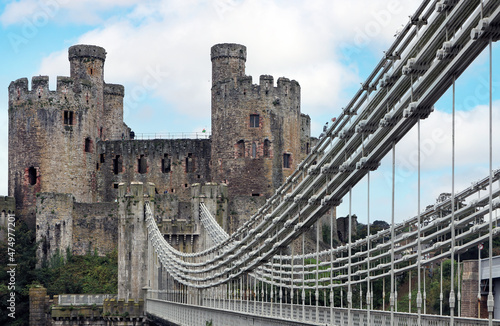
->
146 297 500 326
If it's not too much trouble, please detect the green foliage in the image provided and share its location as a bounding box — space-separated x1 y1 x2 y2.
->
36 248 118 296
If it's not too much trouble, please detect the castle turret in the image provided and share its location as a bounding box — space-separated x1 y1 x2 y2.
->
69 45 106 83
211 43 246 86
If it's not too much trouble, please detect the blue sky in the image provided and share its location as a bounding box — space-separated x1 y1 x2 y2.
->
1 0 499 223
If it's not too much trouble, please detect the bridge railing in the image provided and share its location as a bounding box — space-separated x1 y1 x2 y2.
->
57 294 115 306
109 131 210 141
146 292 500 326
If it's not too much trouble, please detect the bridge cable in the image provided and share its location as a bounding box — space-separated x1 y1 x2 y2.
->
367 171 372 324
330 174 334 326
348 186 353 326
390 141 396 326
449 74 456 326
315 213 320 322
417 115 423 326
488 35 494 326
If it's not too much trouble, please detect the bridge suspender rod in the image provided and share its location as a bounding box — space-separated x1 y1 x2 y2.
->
367 171 371 324
449 75 456 326
417 117 422 326
488 35 494 326
290 243 292 320
348 186 353 326
316 215 320 323
280 249 283 319
302 229 305 321
330 175 334 326
390 141 396 326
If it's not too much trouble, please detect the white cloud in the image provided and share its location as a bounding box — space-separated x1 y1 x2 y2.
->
34 0 422 135
0 0 141 26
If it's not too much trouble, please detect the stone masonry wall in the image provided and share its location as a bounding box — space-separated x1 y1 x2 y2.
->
97 139 211 203
461 260 479 318
72 202 118 256
36 193 74 265
227 195 266 234
36 192 119 262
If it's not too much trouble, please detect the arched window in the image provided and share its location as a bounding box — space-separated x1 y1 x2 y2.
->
138 155 147 174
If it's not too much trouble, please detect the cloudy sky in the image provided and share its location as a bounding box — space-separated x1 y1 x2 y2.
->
1 0 499 223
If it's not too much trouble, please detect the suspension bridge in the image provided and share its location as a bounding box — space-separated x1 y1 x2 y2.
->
132 1 500 325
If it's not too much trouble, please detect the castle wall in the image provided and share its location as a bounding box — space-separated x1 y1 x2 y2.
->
36 193 74 264
300 113 312 156
97 139 211 203
72 202 118 256
103 84 125 140
35 192 119 263
154 193 196 253
227 195 266 234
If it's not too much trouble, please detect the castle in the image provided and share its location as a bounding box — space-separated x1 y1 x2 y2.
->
6 43 334 262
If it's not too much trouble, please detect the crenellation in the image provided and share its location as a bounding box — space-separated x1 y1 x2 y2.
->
31 76 50 99
237 75 253 88
8 78 30 105
0 196 15 214
8 75 102 111
259 74 274 90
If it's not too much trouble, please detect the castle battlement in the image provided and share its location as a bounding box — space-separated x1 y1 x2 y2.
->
118 182 156 200
8 75 98 106
0 196 15 214
215 73 300 101
8 74 124 112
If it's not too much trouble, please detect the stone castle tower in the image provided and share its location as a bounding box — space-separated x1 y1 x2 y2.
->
8 45 127 229
210 43 311 198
